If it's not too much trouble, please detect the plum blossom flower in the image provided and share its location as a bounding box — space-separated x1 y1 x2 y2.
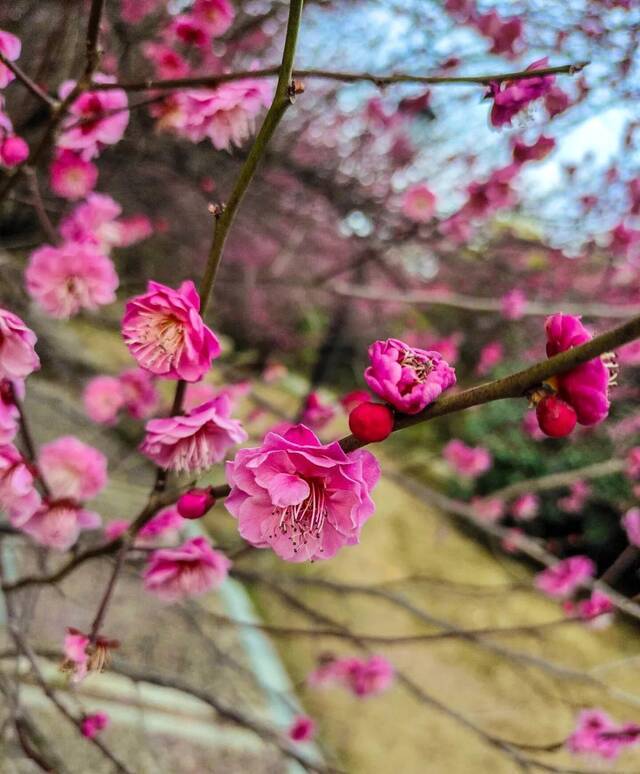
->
364 338 456 415
38 436 107 501
308 654 394 698
25 242 118 318
487 59 555 127
464 165 518 218
0 135 28 167
83 376 126 425
0 30 21 88
0 381 19 444
118 368 159 419
443 440 492 478
500 289 526 320
475 11 523 57
61 627 118 683
402 183 436 222
58 74 129 160
476 341 503 376
140 395 247 473
544 314 610 426
558 480 591 513
534 556 595 599
81 713 109 739
59 193 151 253
622 507 640 547
288 715 316 743
301 392 336 430
225 425 380 562
0 444 41 524
511 493 539 521
0 308 40 380
567 710 640 760
122 280 221 381
512 135 555 164
165 14 212 48
137 505 183 545
49 150 98 200
142 42 190 79
143 536 231 601
192 0 235 36
565 591 614 628
17 500 101 551
120 0 163 24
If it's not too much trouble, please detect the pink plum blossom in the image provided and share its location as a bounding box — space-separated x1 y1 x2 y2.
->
142 42 190 79
0 308 40 380
104 519 128 541
0 381 19 444
49 150 98 200
402 183 436 222
609 222 640 261
58 74 129 159
83 376 126 425
475 11 523 57
62 628 90 683
225 424 380 563
534 556 595 599
17 500 101 551
500 289 526 320
38 436 107 501
545 314 610 426
122 280 221 381
25 242 118 318
120 0 163 24
364 338 456 415
0 444 41 524
140 395 247 473
0 30 21 88
544 86 570 118
118 368 159 419
567 710 640 760
488 59 556 127
0 135 28 167
288 715 316 743
301 392 336 430
511 493 539 521
443 440 492 478
81 713 109 739
567 591 614 628
558 480 591 513
143 536 231 601
183 382 218 412
464 165 518 218
166 14 212 48
192 0 235 36
471 496 504 522
308 655 394 698
476 341 503 376
59 193 150 253
622 507 640 547
512 135 555 164
627 448 640 480
137 505 183 545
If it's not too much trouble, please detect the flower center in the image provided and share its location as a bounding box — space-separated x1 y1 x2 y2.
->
400 351 433 383
272 479 328 553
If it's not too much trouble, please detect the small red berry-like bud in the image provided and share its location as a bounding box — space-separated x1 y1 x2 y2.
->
349 402 394 443
535 396 577 438
177 487 216 520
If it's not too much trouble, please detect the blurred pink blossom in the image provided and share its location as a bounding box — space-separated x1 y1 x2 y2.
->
443 440 492 478
0 308 40 381
49 150 98 200
39 436 107 501
534 555 594 599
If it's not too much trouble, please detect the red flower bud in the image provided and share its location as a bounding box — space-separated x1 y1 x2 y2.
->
536 395 577 438
177 487 216 520
349 402 394 443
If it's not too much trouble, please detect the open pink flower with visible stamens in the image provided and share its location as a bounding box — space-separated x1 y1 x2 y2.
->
49 150 98 201
140 395 247 473
26 242 118 318
545 314 610 426
83 376 126 425
0 308 40 381
62 628 90 682
0 30 21 89
364 338 456 415
402 183 436 222
18 500 101 551
225 424 380 563
143 536 231 601
38 436 107 501
0 444 41 524
534 555 595 599
58 74 129 160
443 440 492 478
488 59 555 127
81 712 109 739
122 280 221 381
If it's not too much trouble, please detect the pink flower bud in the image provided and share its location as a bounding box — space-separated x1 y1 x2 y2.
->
0 135 29 167
177 487 216 519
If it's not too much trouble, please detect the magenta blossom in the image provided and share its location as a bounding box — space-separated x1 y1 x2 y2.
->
0 444 41 524
118 368 159 419
402 183 437 222
364 338 456 415
0 308 40 381
140 395 247 473
534 556 595 599
545 314 610 426
137 505 183 545
476 341 503 376
567 591 614 628
81 713 110 739
288 715 316 743
512 134 555 164
192 0 235 36
622 507 640 547
83 376 126 425
567 710 640 760
0 381 19 444
38 436 107 501
17 500 101 551
26 242 118 318
443 439 492 478
0 135 28 167
500 289 526 320
301 392 336 430
122 280 221 381
0 30 21 88
476 11 523 57
308 654 394 698
488 59 555 127
143 536 231 601
59 193 151 253
58 74 129 159
225 425 380 563
49 150 98 201
511 493 539 521
558 480 591 513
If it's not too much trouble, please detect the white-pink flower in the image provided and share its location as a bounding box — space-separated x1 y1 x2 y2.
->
83 375 126 425
58 74 129 159
143 536 231 601
49 150 98 201
59 193 150 253
140 395 247 473
0 308 40 380
18 500 101 551
38 436 107 501
402 183 436 222
25 242 118 318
